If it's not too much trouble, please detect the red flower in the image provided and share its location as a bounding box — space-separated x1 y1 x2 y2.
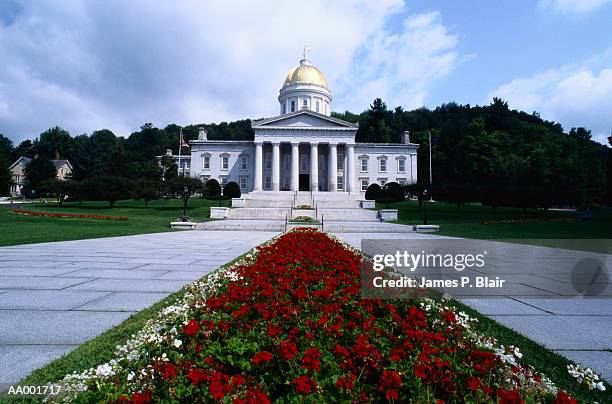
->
183 319 200 337
301 347 321 372
252 351 273 366
497 389 525 404
414 364 429 379
131 390 152 404
292 375 317 395
209 372 230 400
555 391 577 404
467 377 481 391
162 363 176 380
280 340 298 360
378 370 402 401
187 368 205 386
335 373 356 391
234 389 271 404
231 374 246 387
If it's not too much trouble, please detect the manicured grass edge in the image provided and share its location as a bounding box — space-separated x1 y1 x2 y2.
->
448 300 611 403
0 247 261 404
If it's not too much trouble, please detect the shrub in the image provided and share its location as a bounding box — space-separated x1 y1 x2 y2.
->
382 181 404 203
203 179 221 199
223 181 241 198
364 183 382 200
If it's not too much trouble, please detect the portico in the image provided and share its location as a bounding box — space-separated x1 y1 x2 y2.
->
252 139 356 192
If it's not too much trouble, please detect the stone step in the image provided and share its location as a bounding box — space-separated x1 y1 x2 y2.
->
227 207 290 220
316 208 379 222
196 220 414 233
322 222 415 233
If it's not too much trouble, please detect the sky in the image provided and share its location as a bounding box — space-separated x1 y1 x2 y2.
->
0 0 611 145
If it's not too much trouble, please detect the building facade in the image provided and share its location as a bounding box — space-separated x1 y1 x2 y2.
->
189 52 419 194
9 156 73 196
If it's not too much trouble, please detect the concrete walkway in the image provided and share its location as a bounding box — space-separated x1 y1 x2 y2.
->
335 233 612 383
1 230 610 389
0 231 277 389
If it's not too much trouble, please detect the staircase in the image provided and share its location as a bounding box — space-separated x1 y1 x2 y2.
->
196 191 414 233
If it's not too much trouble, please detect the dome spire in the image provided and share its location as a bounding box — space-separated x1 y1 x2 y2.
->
302 44 310 61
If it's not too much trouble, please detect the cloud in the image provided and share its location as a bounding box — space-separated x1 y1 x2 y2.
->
0 1 467 143
334 11 466 112
539 0 612 14
490 52 612 144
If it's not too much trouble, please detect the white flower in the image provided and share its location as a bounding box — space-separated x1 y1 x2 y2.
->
126 371 135 381
513 346 523 359
95 363 113 377
595 381 606 391
173 339 183 348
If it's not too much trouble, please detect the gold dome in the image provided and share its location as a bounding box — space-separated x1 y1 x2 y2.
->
283 59 329 90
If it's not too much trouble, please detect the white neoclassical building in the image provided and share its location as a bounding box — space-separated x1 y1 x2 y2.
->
189 51 419 194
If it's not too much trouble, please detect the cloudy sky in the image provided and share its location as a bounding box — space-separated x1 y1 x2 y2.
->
0 0 611 144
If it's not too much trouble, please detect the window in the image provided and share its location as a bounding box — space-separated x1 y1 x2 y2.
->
397 178 406 186
361 159 368 172
290 100 296 112
302 99 308 108
379 158 387 173
282 104 286 114
315 101 320 113
240 177 247 190
361 179 369 191
398 158 405 172
264 176 272 190
221 156 229 170
202 156 210 170
337 176 343 191
337 152 344 169
220 176 228 187
240 155 248 170
265 154 272 169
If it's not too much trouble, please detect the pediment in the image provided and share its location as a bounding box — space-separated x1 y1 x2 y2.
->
252 110 357 129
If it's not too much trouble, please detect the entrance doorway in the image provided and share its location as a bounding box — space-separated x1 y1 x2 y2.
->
299 174 310 191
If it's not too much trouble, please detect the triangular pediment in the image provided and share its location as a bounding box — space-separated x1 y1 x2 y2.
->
252 110 358 129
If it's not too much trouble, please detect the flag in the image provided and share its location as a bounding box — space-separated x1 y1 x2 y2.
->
179 131 190 149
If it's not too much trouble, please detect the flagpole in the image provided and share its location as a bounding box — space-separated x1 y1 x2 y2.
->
179 127 183 177
428 131 433 201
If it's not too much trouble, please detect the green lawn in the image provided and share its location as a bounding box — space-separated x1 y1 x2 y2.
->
0 198 229 246
378 200 612 237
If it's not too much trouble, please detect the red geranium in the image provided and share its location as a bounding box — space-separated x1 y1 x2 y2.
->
131 390 152 404
280 339 298 360
555 391 577 404
292 375 317 395
252 351 273 366
162 363 176 380
183 319 200 337
301 347 322 372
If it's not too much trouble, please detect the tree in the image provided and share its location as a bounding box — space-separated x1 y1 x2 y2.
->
365 183 382 201
133 178 160 207
223 181 241 198
11 140 33 162
33 127 73 159
160 155 178 183
0 155 12 196
166 177 203 219
40 179 77 207
203 178 222 199
81 176 133 207
23 157 56 197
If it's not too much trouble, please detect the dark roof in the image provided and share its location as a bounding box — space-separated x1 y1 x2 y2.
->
9 156 72 170
52 159 70 168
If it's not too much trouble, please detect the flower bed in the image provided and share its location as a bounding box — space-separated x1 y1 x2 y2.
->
10 209 128 221
52 229 581 402
290 215 316 223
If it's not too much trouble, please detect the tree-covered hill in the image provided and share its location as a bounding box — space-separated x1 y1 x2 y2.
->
1 98 610 207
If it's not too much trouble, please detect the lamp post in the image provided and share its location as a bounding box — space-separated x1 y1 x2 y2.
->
423 189 428 225
182 186 188 219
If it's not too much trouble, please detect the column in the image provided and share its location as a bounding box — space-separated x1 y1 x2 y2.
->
347 144 355 193
272 142 280 191
310 143 318 192
291 142 299 191
254 142 263 191
328 143 337 192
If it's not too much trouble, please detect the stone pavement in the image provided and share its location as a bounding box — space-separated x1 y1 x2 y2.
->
0 231 277 390
334 233 612 382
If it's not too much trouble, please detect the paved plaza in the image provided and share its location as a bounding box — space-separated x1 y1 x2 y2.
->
0 231 277 389
0 230 610 389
